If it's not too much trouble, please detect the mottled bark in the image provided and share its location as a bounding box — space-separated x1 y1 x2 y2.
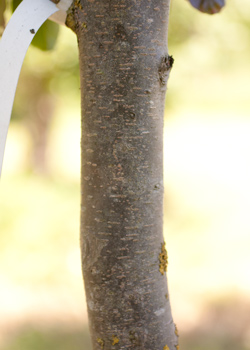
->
69 0 177 349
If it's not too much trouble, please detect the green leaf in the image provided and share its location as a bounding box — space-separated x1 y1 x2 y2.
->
12 0 22 12
0 0 6 34
31 20 59 51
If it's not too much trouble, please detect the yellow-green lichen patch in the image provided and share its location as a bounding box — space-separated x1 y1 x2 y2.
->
74 0 83 9
163 345 170 350
97 338 104 349
175 323 179 337
159 242 168 275
112 335 119 345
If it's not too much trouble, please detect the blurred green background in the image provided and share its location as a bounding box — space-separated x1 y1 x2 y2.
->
1 0 250 349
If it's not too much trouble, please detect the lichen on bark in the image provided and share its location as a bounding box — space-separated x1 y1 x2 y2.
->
159 242 168 275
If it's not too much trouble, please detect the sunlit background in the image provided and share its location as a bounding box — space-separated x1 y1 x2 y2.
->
1 0 250 349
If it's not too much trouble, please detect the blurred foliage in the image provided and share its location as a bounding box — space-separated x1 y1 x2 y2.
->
0 175 80 285
31 20 59 51
10 25 80 173
166 0 250 113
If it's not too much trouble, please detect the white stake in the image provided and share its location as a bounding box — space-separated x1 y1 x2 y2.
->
0 0 73 177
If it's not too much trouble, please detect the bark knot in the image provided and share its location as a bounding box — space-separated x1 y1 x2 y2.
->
158 55 174 86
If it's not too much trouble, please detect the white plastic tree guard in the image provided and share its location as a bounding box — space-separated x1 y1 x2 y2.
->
0 0 73 177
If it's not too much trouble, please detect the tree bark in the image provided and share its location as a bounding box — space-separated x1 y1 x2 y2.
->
68 0 177 349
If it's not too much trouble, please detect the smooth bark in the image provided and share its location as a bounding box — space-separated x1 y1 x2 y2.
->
68 0 177 349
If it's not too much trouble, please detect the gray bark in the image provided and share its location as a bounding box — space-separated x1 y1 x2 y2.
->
68 0 177 349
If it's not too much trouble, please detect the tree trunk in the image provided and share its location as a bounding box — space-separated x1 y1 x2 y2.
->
68 0 177 349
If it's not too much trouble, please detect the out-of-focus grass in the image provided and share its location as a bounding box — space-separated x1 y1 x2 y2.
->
2 326 91 350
